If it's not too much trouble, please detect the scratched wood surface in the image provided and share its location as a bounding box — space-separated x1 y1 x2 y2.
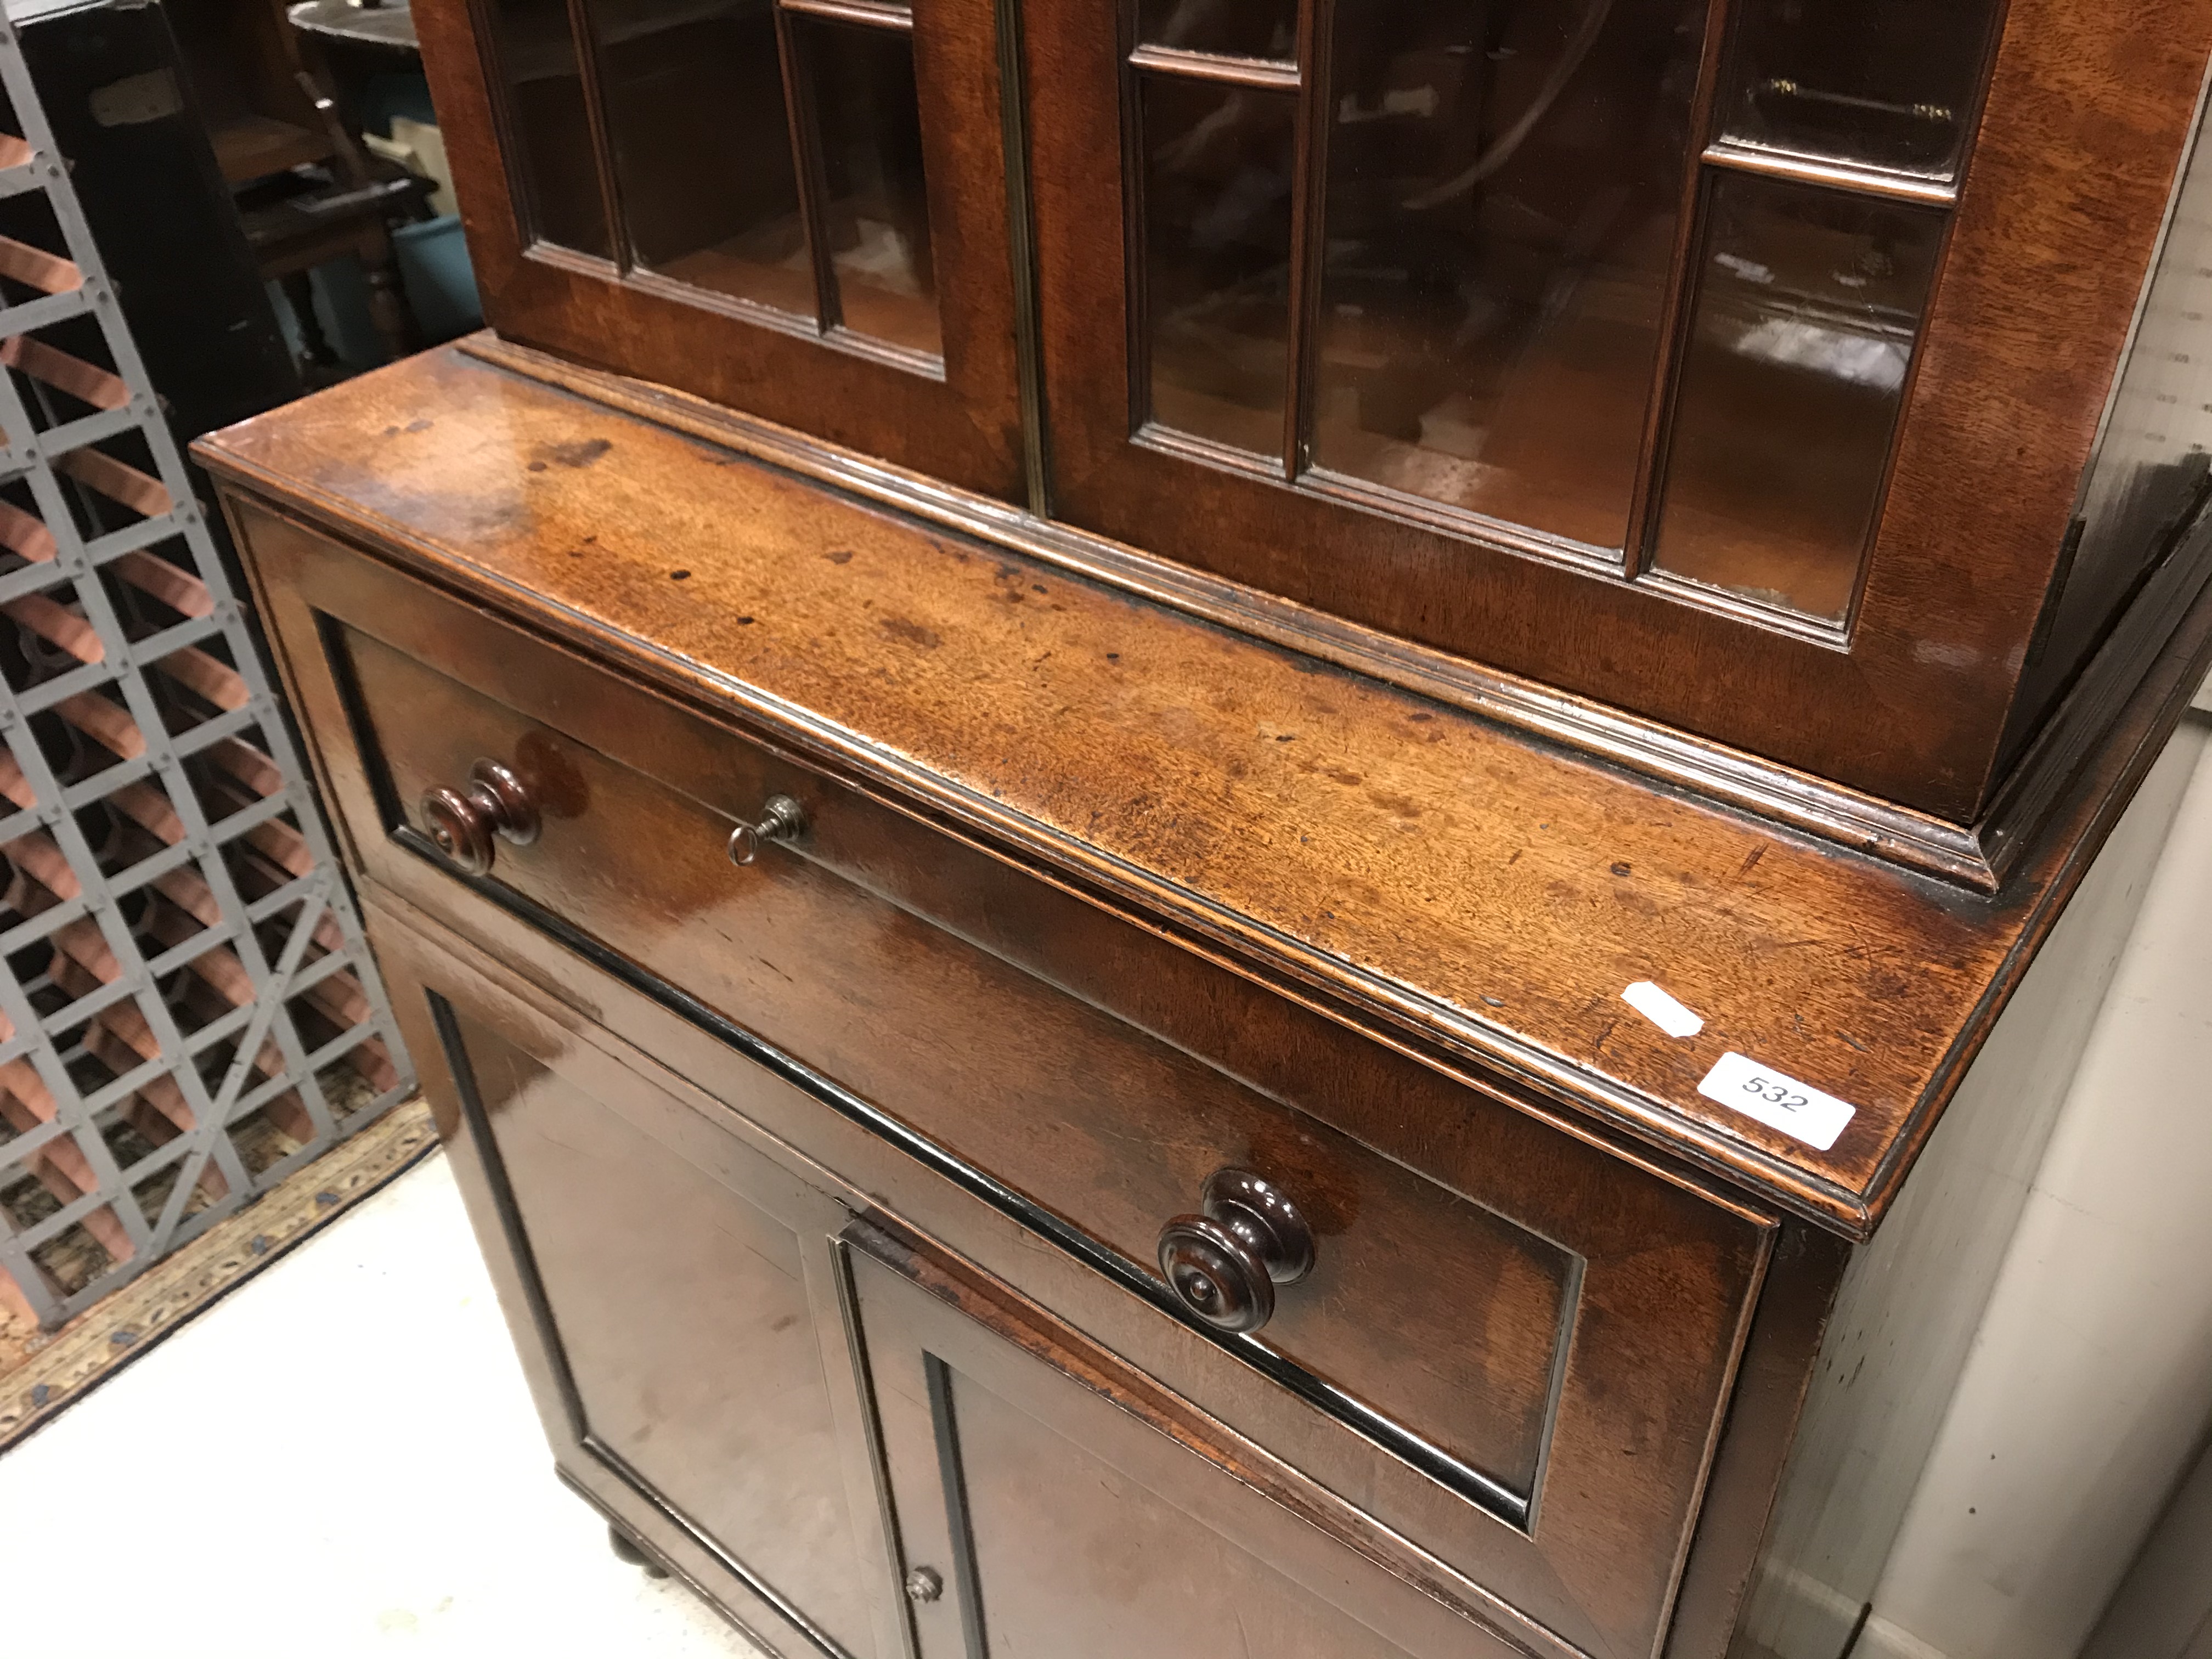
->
194 347 2212 1234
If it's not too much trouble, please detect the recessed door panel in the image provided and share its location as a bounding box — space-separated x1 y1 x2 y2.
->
396 966 899 1659
844 1223 1524 1659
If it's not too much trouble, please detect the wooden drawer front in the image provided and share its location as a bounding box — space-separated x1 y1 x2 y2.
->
238 500 1776 1659
337 613 1573 1514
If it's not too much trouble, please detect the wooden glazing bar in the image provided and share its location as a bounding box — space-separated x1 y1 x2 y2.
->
1279 0 1331 481
1126 43 1300 91
1622 0 1739 577
1117 0 1147 438
773 2 843 331
557 0 629 272
994 0 1051 513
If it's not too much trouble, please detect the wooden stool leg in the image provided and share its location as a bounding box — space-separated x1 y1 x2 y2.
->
359 224 424 363
279 271 337 369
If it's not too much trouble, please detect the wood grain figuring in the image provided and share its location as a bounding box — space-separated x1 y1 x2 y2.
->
200 9 2212 1652
196 348 2212 1236
248 517 1775 1659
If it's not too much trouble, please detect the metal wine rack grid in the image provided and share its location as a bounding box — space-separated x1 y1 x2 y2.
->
0 25 409 1326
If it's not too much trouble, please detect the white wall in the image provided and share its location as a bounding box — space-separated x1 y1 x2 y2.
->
2082 1431 2212 1658
1859 714 2212 1659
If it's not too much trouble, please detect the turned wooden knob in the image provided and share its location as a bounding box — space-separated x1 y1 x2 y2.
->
419 758 538 877
1157 1169 1313 1335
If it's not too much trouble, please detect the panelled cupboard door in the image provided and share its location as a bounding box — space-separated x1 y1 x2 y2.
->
842 1220 1528 1659
372 914 908 1659
413 0 1026 499
1022 0 2212 816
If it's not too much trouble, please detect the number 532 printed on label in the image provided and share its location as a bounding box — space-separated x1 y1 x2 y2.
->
1696 1051 1858 1152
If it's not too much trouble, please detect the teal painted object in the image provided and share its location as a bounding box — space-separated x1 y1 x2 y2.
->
269 212 483 371
396 213 483 341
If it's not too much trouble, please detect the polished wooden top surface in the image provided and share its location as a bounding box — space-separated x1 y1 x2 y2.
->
196 345 2212 1235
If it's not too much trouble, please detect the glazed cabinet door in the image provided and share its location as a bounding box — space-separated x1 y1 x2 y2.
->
844 1218 1528 1659
415 0 1025 498
369 908 908 1659
1020 0 2212 816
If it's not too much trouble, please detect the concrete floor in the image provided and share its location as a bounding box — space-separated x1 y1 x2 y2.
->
0 1152 764 1658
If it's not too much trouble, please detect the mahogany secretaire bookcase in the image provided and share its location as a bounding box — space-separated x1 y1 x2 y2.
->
194 0 2212 1655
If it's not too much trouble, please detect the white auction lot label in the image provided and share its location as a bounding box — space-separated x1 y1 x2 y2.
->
1697 1051 1858 1152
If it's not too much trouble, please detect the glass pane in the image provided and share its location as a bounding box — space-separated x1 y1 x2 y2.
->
483 0 611 257
1723 0 1999 178
1311 0 1706 550
1137 0 1298 63
586 0 814 317
802 20 942 357
1140 72 1297 456
1651 173 1944 622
